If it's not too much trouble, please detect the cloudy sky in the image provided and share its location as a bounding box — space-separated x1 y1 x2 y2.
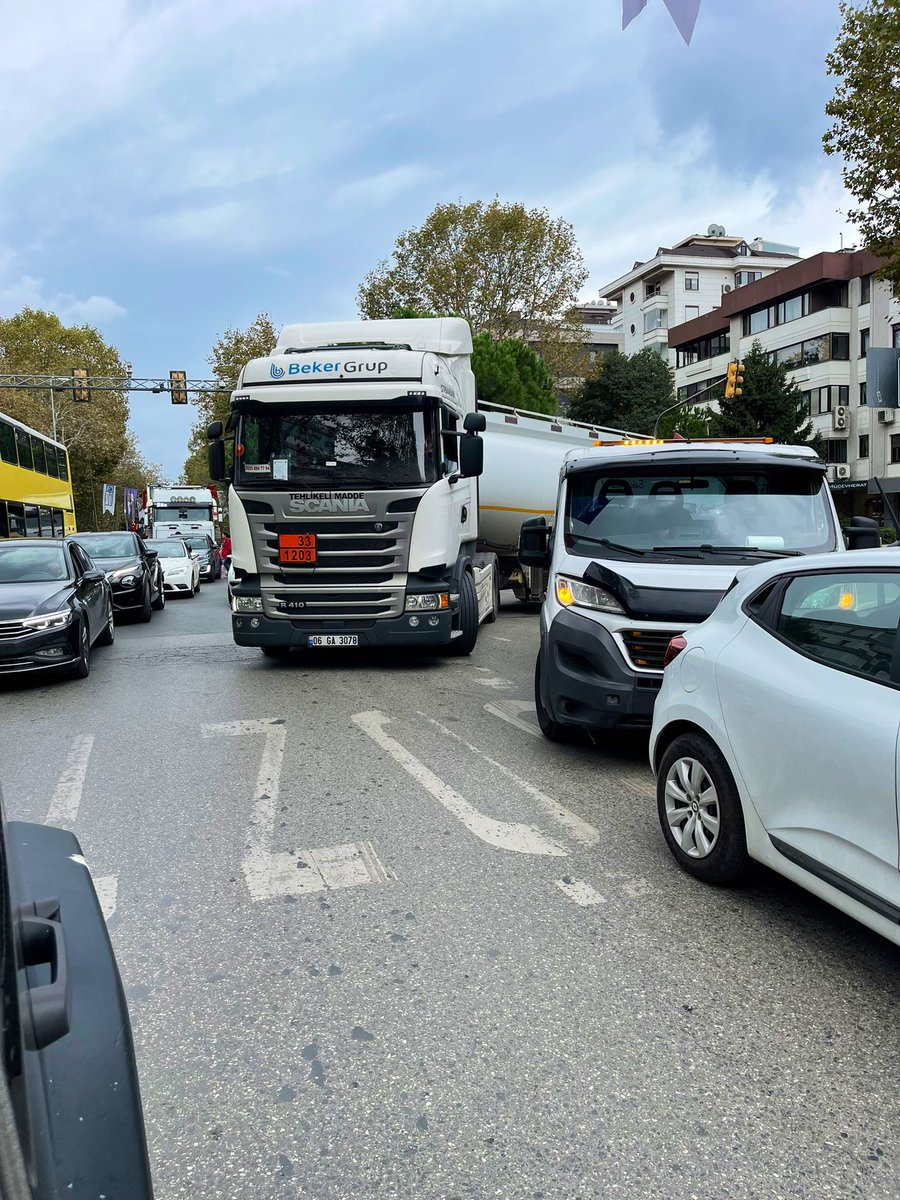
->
2 0 854 478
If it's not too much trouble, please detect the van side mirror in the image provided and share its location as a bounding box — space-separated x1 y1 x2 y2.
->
844 515 881 551
207 420 223 440
463 412 486 433
518 516 551 569
459 435 483 478
208 439 226 482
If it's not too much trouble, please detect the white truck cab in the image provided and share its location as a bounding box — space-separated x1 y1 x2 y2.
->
520 438 881 739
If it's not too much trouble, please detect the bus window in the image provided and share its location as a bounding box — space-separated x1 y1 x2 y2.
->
0 421 14 465
45 446 59 478
7 503 25 538
15 429 33 471
0 502 8 539
38 506 52 535
24 506 40 537
51 509 65 537
32 439 47 474
57 449 69 480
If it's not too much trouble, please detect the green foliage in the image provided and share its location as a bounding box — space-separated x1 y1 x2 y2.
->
880 526 897 544
824 0 900 282
656 405 712 439
183 313 277 484
358 198 587 341
471 333 557 415
0 308 138 529
710 341 817 446
568 348 674 434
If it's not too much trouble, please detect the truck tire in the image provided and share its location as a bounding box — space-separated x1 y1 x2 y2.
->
445 572 479 656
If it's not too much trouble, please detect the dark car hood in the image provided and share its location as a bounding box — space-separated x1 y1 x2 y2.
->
92 556 142 574
0 581 72 621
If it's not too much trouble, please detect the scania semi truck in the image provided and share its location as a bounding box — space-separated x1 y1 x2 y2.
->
207 317 629 657
143 485 217 542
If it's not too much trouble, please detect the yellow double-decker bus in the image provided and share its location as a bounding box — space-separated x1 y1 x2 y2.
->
0 410 76 538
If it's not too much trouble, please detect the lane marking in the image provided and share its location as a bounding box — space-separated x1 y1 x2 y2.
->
203 719 392 900
485 700 542 739
352 710 566 857
490 636 512 643
420 714 599 847
45 735 94 828
556 878 605 906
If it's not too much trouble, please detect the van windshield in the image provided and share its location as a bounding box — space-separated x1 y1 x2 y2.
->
565 464 835 560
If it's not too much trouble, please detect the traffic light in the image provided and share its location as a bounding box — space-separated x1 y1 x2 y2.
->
71 367 90 403
724 360 745 400
169 370 188 405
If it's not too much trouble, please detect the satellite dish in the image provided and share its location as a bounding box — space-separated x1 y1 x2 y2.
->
707 223 726 237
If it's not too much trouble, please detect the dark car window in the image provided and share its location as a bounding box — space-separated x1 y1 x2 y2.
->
0 544 69 583
68 544 92 577
776 570 900 684
71 534 139 557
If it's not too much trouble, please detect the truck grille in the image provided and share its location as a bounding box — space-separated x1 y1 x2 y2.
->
620 629 682 672
260 520 404 575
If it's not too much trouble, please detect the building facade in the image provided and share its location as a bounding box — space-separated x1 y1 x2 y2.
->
600 232 800 365
667 248 900 524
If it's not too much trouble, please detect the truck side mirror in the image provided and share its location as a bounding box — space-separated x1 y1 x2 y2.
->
459 435 484 478
463 412 486 433
844 515 881 550
207 420 223 440
208 439 226 482
518 516 551 569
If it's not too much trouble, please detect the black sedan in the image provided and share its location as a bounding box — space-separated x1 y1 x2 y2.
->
184 533 222 581
66 532 165 621
0 539 114 678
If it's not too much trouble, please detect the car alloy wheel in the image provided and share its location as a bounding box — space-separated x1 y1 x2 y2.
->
663 757 720 859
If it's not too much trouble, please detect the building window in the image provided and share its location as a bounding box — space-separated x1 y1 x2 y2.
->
860 381 868 406
893 325 900 349
643 309 667 333
684 305 699 322
832 332 850 360
735 270 762 287
860 328 870 358
742 292 810 335
684 271 699 291
826 439 848 464
675 331 729 368
892 435 900 464
814 387 832 414
860 275 871 305
836 385 849 406
859 435 869 459
645 284 661 299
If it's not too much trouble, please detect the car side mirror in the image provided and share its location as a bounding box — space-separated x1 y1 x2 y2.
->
463 412 486 433
518 516 551 569
458 435 483 478
144 549 158 560
208 439 226 482
844 515 881 551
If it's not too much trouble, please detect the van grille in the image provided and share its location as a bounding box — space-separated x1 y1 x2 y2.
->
620 629 682 672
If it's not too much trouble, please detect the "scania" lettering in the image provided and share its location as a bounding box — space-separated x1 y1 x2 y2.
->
288 492 371 514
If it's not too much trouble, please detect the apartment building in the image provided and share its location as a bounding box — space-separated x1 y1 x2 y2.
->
601 230 800 364
667 248 900 522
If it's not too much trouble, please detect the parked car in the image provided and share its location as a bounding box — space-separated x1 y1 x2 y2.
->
66 532 164 621
0 789 154 1196
0 539 114 679
144 538 201 596
183 533 222 581
650 548 900 947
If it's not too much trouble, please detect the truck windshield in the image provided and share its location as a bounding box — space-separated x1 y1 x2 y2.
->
236 404 440 489
565 465 835 559
154 507 210 521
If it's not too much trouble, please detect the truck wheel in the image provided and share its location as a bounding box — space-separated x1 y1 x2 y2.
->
484 564 500 624
445 572 479 656
534 653 574 742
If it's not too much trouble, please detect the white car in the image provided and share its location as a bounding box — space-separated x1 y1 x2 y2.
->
144 538 200 597
650 548 900 947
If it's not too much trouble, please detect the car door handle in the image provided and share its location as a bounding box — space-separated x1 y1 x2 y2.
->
17 898 72 1049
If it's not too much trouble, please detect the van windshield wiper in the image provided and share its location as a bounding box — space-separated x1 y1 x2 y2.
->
653 544 804 558
571 535 646 557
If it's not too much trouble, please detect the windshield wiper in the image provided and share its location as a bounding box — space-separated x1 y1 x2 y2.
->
571 535 646 557
653 544 804 558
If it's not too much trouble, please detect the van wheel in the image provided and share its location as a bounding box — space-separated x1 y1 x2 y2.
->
534 652 574 742
444 573 479 656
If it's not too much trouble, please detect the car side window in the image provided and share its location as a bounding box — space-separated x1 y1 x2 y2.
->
776 570 900 684
68 544 89 577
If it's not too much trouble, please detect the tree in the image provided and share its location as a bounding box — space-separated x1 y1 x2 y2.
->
657 405 712 439
568 348 675 434
358 199 588 342
0 308 132 529
183 313 277 483
471 333 557 414
710 341 818 445
824 0 900 282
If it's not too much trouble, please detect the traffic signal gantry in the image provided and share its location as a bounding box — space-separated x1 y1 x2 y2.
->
724 360 745 400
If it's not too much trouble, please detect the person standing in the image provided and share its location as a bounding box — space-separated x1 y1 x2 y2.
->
220 534 232 567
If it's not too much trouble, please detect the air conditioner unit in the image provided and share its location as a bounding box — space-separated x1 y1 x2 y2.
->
878 408 896 424
832 405 848 430
835 464 851 480
722 284 732 294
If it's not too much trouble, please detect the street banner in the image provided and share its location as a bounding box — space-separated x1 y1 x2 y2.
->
866 348 900 409
123 487 139 520
623 0 701 44
102 483 116 515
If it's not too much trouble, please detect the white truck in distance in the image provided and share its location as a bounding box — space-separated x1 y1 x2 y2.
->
144 485 217 542
207 317 627 656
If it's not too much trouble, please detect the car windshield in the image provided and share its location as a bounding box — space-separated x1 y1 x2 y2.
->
146 540 187 557
237 403 441 489
565 464 836 559
72 534 139 557
0 544 69 583
185 538 209 552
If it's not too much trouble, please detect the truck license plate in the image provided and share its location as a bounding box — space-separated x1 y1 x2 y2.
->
279 533 317 565
307 635 359 648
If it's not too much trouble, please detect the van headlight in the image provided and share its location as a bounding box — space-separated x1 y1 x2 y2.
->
555 574 625 615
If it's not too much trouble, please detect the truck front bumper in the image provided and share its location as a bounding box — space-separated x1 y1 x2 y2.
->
541 608 662 731
232 610 455 649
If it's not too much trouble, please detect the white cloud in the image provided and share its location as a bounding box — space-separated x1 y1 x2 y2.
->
334 165 436 209
0 268 126 327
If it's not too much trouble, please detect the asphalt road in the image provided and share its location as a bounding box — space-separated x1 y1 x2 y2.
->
1 582 898 1200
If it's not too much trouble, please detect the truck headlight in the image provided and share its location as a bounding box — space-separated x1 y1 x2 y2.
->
405 593 449 612
232 596 263 613
555 574 625 615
